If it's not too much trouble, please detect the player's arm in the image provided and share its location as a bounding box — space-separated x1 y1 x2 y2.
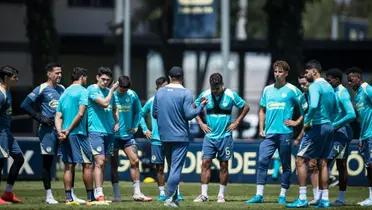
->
366 84 372 102
194 93 210 133
285 89 305 127
93 82 119 108
139 100 151 139
258 107 266 138
65 105 87 136
54 111 66 140
183 91 207 120
112 103 119 133
21 86 54 126
304 84 320 127
227 103 250 132
294 127 305 145
333 91 356 129
132 94 142 129
152 94 158 119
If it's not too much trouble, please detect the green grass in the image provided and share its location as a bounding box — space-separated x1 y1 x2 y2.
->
0 171 370 209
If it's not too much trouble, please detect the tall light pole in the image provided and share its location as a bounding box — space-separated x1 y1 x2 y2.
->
221 0 230 87
123 0 130 76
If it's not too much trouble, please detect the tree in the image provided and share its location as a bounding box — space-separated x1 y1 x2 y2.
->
264 0 308 84
25 0 59 85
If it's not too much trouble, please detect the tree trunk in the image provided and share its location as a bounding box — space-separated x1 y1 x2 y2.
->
25 0 59 85
264 0 306 85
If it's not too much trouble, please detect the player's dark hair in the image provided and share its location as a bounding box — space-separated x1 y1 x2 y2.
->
346 66 363 75
97 66 112 78
118 75 131 88
45 62 61 72
0 65 18 81
273 60 290 72
305 59 322 73
209 73 224 88
155 76 168 89
71 67 88 81
326 68 343 81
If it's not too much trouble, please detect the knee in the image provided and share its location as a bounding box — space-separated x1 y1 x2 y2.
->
296 157 306 168
318 159 327 168
202 160 211 170
95 157 105 168
130 158 139 168
308 159 318 172
258 157 270 167
156 165 164 173
83 163 93 170
220 163 228 174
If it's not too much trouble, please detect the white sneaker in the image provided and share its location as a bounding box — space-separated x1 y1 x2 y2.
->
193 194 208 202
359 198 372 206
309 199 319 205
71 194 86 204
45 197 59 204
164 198 179 208
133 193 152 202
217 195 225 203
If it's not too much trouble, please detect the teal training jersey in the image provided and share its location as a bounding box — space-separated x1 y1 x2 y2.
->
195 88 246 140
355 82 372 140
304 78 336 126
332 84 356 128
87 84 114 134
139 96 161 145
57 84 88 136
260 83 305 135
114 89 142 139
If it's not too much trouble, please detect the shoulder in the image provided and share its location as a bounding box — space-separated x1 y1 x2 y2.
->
87 84 98 91
38 83 49 94
127 89 139 98
199 89 211 98
262 84 274 95
224 88 237 99
57 84 65 90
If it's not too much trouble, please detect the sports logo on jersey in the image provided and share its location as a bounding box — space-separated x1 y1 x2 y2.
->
152 155 156 161
46 146 52 153
49 99 59 109
116 104 130 112
96 146 102 152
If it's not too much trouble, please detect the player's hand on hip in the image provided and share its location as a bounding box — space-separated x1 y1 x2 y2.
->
227 121 239 132
199 123 211 133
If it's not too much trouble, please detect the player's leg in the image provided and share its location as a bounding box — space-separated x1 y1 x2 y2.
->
124 142 152 201
216 135 233 203
89 132 107 201
308 159 320 205
277 134 292 204
272 149 281 180
151 144 166 201
358 138 372 206
110 139 121 202
2 132 24 204
194 136 215 202
246 135 277 204
0 130 9 205
164 142 189 207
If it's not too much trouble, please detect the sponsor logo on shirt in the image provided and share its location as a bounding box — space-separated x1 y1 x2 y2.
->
49 99 59 109
267 102 285 110
116 104 131 112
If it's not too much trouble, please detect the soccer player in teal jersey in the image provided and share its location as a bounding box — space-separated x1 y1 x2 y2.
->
287 60 336 208
295 74 321 205
246 61 304 205
0 66 24 205
110 76 152 202
140 76 180 201
325 68 356 206
20 63 67 204
55 67 95 205
346 67 372 206
87 67 118 202
194 73 249 203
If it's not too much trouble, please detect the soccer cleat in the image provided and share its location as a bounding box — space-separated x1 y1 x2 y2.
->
309 199 320 205
332 199 345 206
316 199 330 208
65 200 80 206
245 195 264 204
133 193 152 202
164 198 179 208
0 198 9 205
1 192 22 203
95 195 105 202
176 193 184 201
358 198 372 206
193 194 208 202
45 197 59 204
278 196 286 205
217 195 225 203
285 198 308 208
158 194 167 202
71 193 86 204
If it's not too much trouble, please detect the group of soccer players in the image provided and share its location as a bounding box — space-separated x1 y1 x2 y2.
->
0 58 371 208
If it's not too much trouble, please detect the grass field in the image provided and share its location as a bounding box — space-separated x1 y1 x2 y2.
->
0 171 370 209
